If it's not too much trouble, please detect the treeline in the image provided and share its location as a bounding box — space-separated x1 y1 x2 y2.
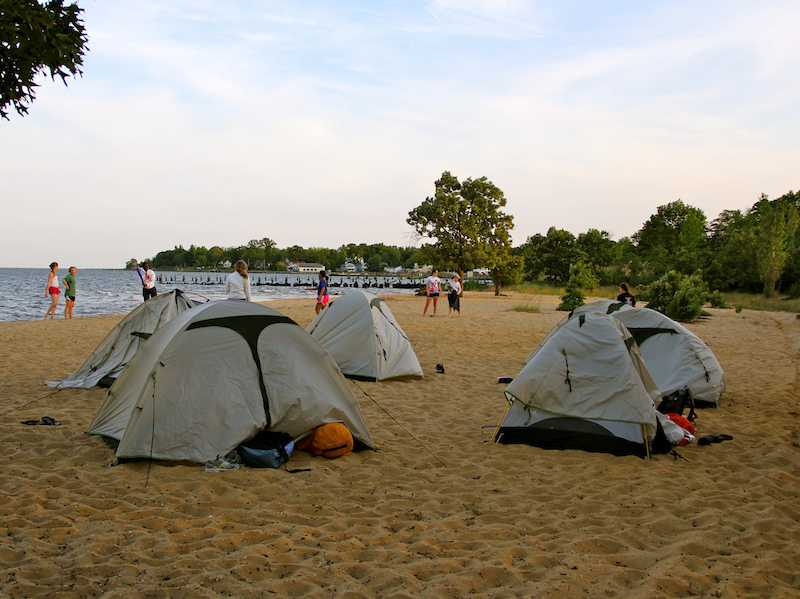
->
519 190 799 297
131 241 424 274
133 188 800 297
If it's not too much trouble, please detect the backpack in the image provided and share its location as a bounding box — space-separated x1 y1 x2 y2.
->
236 430 294 468
295 423 354 459
657 388 697 422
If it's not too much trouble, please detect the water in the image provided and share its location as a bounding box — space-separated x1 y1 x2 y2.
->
0 268 422 322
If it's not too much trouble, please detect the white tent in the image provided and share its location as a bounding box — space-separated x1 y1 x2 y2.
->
526 300 726 407
87 301 373 464
47 290 196 389
306 291 423 381
496 312 663 457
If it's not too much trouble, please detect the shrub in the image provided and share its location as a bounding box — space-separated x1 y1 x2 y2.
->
508 303 540 313
785 282 800 300
557 261 596 311
639 270 710 322
708 290 727 308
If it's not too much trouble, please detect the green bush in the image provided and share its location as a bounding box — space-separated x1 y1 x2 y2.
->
557 261 595 311
785 282 800 300
639 270 710 322
708 290 727 308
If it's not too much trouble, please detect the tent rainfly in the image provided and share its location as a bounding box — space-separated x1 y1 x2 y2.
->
306 290 423 381
86 300 373 464
526 300 726 407
46 290 196 389
496 312 664 457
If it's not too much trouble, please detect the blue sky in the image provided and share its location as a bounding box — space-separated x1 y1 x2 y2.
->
2 1 799 268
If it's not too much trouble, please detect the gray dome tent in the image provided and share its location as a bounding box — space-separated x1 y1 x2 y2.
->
526 300 726 407
87 301 373 464
496 312 662 457
306 290 423 381
47 290 196 389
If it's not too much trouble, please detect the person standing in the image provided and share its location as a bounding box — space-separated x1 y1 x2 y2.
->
423 269 441 317
617 282 636 306
62 266 77 318
315 270 329 314
446 273 462 317
44 262 60 319
141 262 158 301
225 260 252 301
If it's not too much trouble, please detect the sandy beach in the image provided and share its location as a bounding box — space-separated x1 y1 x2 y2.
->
1 293 798 598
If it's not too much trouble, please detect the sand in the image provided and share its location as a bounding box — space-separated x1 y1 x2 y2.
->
1 293 798 598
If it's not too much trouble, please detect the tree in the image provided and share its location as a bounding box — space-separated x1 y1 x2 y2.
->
1 0 88 119
407 171 515 281
633 200 708 276
751 194 799 297
523 227 586 284
490 253 522 296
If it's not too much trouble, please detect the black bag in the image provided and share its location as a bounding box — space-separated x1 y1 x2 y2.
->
236 430 294 468
657 388 696 422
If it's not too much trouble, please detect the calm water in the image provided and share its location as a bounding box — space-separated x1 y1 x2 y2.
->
0 268 420 322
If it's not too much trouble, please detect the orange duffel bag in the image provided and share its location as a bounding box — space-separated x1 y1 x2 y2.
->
295 423 354 459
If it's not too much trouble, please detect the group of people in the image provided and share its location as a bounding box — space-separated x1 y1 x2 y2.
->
423 269 462 317
44 262 78 319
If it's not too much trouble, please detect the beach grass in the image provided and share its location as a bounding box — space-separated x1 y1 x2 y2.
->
722 291 800 314
507 302 541 313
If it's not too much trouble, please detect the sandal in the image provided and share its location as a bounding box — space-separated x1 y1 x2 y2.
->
40 416 61 426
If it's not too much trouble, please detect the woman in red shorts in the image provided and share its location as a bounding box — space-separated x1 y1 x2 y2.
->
45 262 60 319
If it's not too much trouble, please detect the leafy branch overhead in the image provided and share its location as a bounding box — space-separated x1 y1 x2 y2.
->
0 0 88 119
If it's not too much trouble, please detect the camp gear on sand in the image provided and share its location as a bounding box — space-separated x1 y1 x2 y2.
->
307 290 423 381
295 423 354 459
86 301 373 465
495 313 665 458
46 290 196 389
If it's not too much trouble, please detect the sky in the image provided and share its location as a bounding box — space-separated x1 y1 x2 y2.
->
2 0 799 268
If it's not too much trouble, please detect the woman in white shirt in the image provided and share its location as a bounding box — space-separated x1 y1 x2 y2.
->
446 274 462 317
225 260 252 301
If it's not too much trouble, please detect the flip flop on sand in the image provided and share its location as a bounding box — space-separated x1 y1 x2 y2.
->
697 434 733 445
20 419 40 425
40 416 61 426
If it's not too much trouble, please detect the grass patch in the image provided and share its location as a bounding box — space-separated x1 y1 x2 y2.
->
508 302 541 313
720 292 800 314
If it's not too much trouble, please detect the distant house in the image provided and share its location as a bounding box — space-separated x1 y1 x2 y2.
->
469 268 491 277
288 261 326 273
338 258 367 273
222 260 232 268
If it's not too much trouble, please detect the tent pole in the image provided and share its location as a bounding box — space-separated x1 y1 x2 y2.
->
643 424 651 461
491 401 511 444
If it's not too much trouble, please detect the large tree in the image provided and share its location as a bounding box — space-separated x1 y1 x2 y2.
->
751 194 799 297
407 171 515 291
523 227 586 284
1 0 87 119
633 200 708 276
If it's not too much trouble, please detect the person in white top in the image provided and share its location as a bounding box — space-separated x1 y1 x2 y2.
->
446 274 462 317
225 260 252 301
141 262 158 302
422 269 441 317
